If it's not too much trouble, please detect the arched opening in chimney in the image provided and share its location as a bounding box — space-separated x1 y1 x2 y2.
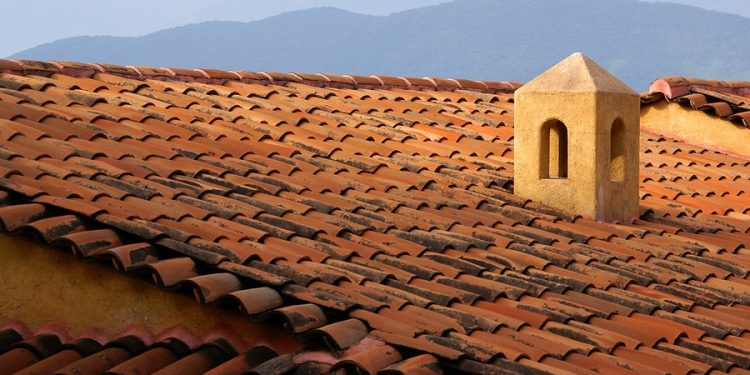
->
610 118 625 182
540 119 568 179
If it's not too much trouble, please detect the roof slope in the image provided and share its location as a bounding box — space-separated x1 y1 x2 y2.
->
518 53 638 95
0 60 749 374
645 76 750 127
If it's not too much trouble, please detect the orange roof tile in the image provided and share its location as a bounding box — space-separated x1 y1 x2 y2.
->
0 59 749 373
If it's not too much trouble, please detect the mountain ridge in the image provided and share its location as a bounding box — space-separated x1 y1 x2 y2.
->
11 0 750 90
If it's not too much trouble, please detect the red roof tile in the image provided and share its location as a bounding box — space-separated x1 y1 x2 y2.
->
0 59 749 373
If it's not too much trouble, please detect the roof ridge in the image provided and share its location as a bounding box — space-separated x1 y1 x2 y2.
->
646 76 750 100
0 59 522 94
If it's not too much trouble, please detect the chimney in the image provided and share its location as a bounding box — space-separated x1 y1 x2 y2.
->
513 53 640 222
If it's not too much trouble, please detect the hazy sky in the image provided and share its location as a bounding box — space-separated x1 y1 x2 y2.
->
0 0 448 58
2 0 749 58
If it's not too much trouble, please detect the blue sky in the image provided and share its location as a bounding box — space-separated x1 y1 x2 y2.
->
2 0 749 58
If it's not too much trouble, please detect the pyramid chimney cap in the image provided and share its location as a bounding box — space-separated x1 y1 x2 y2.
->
516 52 638 96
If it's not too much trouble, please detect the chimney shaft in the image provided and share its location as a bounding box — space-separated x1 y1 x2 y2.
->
513 53 640 222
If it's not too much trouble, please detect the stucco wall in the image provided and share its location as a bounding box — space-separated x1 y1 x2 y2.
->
0 233 300 351
641 101 750 158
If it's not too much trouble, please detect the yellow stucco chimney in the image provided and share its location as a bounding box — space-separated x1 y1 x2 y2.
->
513 53 640 222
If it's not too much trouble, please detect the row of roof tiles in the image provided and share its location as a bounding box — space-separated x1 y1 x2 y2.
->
645 76 750 127
0 59 521 94
0 321 440 374
0 63 748 374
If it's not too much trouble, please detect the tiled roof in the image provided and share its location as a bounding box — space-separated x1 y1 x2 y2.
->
0 59 749 374
644 76 750 127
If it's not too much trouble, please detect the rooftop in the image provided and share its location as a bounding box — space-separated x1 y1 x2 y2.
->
644 76 750 127
0 59 749 374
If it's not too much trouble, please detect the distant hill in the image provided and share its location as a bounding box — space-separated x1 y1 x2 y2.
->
12 0 750 90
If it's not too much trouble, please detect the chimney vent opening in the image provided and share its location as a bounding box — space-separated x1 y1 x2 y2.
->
610 118 625 182
540 119 568 179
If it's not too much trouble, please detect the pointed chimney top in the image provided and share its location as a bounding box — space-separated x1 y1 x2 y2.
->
516 52 638 95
